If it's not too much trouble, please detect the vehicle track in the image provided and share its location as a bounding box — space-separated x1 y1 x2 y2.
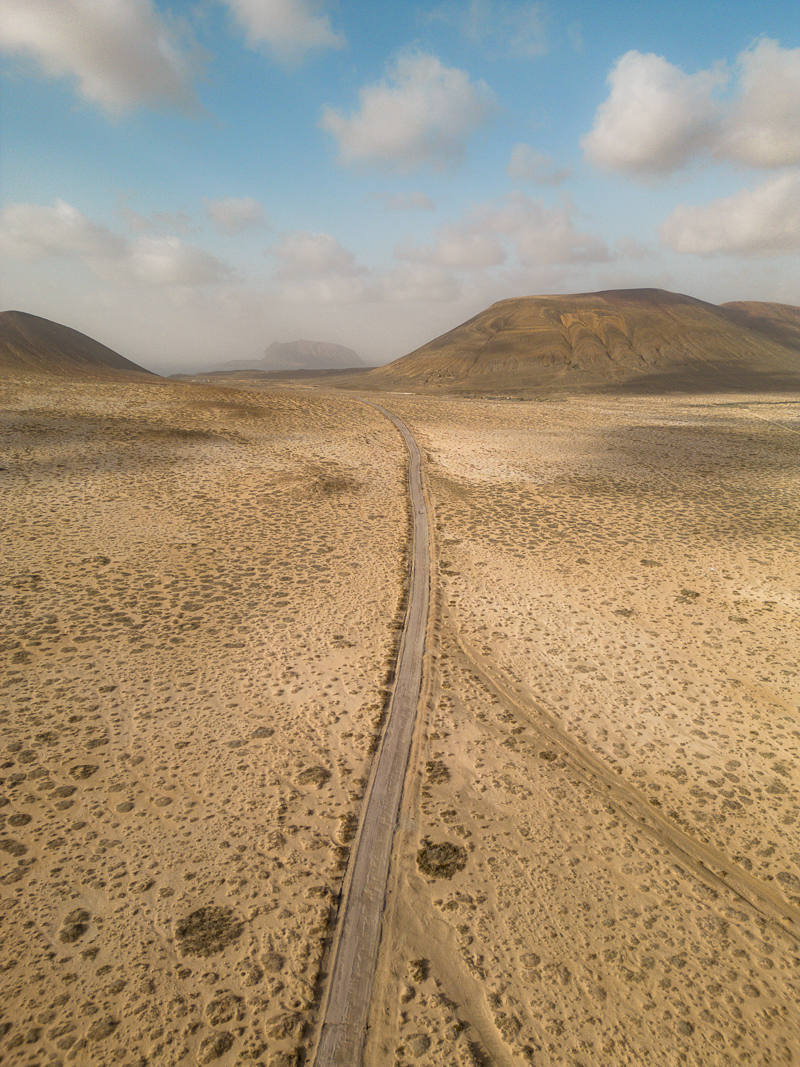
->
446 602 800 943
311 404 432 1067
312 396 798 1067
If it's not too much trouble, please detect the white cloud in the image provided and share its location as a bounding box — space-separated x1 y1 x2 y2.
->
204 196 267 234
0 0 200 115
268 230 373 303
398 225 506 270
127 236 230 284
486 193 612 266
583 39 800 176
396 192 610 277
0 199 230 285
222 0 343 63
428 1 548 59
507 143 571 186
581 50 724 175
0 198 126 259
376 191 436 210
270 230 360 277
660 171 800 255
320 52 496 171
718 38 800 168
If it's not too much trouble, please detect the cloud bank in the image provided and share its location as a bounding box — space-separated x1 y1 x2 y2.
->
0 199 230 285
660 171 800 255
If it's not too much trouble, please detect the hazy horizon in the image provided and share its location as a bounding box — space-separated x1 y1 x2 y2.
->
2 0 799 374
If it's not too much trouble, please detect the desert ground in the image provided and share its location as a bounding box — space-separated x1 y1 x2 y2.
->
368 391 800 1067
0 376 408 1066
2 376 800 1067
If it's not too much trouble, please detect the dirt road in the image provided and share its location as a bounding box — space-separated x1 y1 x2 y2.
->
312 404 432 1067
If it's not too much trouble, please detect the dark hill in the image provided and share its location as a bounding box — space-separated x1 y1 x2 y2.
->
0 311 155 377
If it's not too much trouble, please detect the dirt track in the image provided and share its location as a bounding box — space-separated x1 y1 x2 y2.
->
312 405 432 1066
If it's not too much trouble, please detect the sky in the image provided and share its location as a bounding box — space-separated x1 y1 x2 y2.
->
1 0 799 374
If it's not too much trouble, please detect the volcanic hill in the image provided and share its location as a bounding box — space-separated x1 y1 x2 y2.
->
0 311 155 378
359 289 800 395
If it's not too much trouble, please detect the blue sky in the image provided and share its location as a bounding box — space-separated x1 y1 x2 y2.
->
1 0 799 372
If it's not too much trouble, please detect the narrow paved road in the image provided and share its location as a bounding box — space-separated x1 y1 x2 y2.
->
312 404 431 1067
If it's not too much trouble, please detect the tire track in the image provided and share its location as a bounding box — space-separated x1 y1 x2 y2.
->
446 602 800 943
311 404 432 1067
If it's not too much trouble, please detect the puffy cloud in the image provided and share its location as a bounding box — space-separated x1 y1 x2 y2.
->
320 52 496 171
268 230 373 303
0 199 230 285
581 50 723 175
584 39 800 175
660 171 800 255
376 191 436 210
270 230 360 278
506 143 571 186
222 0 343 63
486 193 612 266
0 199 126 260
398 225 506 270
428 1 549 60
0 0 200 114
397 192 610 276
204 196 267 234
127 236 230 285
718 38 800 168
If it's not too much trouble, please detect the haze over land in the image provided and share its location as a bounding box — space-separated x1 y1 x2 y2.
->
1 1 799 372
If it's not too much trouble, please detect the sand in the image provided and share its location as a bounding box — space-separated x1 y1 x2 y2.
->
368 392 800 1066
2 378 800 1067
0 376 407 1066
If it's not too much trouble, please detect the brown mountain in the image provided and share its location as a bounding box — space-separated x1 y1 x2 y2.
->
720 301 800 355
359 289 800 394
0 311 155 378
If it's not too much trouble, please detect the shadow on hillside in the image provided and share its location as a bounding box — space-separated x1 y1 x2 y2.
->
586 360 800 397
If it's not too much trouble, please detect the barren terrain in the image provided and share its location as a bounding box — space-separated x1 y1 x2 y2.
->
0 376 407 1066
370 391 800 1067
2 376 800 1067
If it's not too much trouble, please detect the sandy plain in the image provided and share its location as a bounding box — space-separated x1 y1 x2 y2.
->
0 376 408 1067
368 391 800 1067
2 377 800 1067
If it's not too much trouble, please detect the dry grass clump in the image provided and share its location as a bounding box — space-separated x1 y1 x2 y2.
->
416 839 468 879
314 473 361 494
174 905 244 958
425 759 451 783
